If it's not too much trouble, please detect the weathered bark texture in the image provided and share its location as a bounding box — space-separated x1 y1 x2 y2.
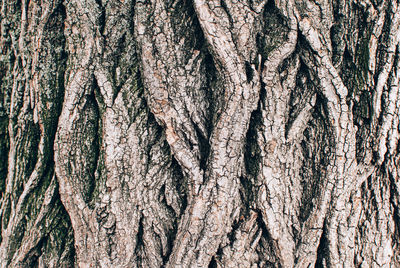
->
1 0 400 267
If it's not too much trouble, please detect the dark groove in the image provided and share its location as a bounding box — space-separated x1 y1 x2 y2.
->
171 156 188 216
86 77 102 204
41 3 76 264
255 210 280 267
227 218 241 247
129 0 136 35
208 256 218 268
259 0 289 61
135 214 145 259
314 220 328 267
244 108 262 179
245 61 254 83
299 93 334 223
160 183 179 265
94 0 106 35
193 121 210 171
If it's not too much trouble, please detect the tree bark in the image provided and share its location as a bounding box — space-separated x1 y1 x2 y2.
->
1 0 400 267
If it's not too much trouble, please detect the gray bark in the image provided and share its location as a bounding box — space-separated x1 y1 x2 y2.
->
1 0 400 267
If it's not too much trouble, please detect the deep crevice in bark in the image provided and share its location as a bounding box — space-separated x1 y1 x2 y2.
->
208 256 218 268
314 221 328 267
94 0 106 35
260 1 289 60
170 156 188 216
85 77 102 204
244 109 262 179
135 214 145 264
193 121 210 171
255 210 279 266
203 52 221 128
0 113 7 198
299 94 334 223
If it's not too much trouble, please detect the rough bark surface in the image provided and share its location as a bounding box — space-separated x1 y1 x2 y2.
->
1 0 400 267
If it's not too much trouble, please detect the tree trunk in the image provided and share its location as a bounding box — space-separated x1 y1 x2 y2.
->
1 0 400 267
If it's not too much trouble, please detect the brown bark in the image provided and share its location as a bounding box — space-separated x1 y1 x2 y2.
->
1 0 399 267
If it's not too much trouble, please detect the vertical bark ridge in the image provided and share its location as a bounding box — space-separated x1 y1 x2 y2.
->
295 0 400 266
134 0 208 199
351 15 400 265
0 0 74 266
296 5 362 266
253 2 305 266
55 0 184 266
217 210 262 267
152 0 263 266
54 1 101 262
371 1 400 132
